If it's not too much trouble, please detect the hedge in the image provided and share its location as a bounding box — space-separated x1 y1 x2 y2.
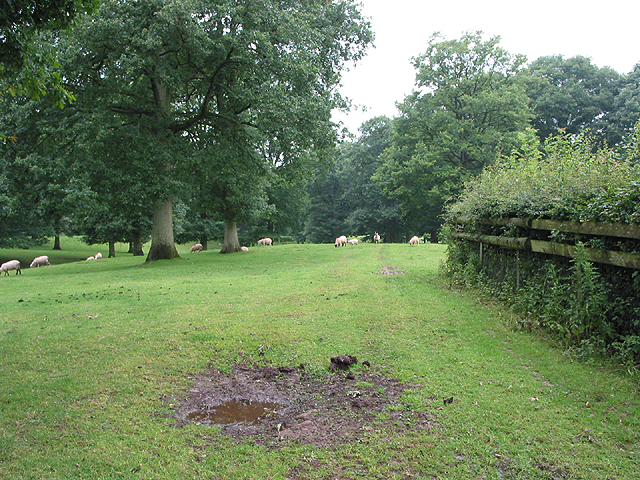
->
443 128 640 367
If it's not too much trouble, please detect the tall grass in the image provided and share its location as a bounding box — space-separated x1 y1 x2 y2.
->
1 241 639 479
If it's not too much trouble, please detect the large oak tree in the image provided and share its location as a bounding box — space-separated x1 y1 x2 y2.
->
62 0 372 261
375 32 532 238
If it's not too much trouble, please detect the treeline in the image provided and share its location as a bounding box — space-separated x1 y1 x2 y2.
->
2 20 639 255
305 33 640 243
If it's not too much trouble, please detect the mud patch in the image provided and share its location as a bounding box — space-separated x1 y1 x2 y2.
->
380 265 405 275
172 364 438 447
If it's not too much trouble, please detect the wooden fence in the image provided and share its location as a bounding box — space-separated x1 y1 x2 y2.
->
449 217 640 270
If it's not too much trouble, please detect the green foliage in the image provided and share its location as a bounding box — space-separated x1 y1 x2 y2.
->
0 97 82 247
515 244 610 345
447 128 640 224
609 65 640 147
304 116 407 242
55 0 373 259
525 55 622 146
0 0 97 104
567 243 610 343
376 31 532 233
444 128 640 362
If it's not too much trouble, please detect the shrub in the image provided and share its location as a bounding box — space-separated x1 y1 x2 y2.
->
446 129 640 224
443 127 640 366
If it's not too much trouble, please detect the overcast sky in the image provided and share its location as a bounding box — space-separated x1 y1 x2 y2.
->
333 0 640 133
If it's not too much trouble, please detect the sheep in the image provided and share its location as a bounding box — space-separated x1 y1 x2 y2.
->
95 252 103 259
86 256 95 261
30 255 50 268
257 238 273 246
409 235 420 245
190 243 203 253
373 232 380 244
1 260 21 275
334 235 347 247
348 239 359 245
241 246 249 252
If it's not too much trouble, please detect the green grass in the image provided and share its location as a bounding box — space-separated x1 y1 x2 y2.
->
1 240 639 479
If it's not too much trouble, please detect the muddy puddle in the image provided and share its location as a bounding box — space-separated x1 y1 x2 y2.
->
171 364 439 448
187 399 281 425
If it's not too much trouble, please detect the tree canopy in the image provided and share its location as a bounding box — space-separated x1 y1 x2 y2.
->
59 0 372 259
525 55 620 145
374 32 532 238
0 0 97 104
2 24 640 253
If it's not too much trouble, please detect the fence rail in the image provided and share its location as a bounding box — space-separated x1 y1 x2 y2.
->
449 217 640 269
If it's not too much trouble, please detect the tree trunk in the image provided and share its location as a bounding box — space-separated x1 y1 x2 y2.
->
146 198 180 261
53 217 62 250
220 213 240 254
132 230 145 256
201 234 208 251
109 241 116 258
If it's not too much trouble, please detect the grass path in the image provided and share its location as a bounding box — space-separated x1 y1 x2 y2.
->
0 242 638 478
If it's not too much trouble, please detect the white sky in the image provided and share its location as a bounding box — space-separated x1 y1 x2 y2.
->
333 0 640 134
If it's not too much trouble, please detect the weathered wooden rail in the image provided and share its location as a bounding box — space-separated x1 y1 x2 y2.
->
449 217 640 270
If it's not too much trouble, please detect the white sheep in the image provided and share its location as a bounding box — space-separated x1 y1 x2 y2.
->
348 239 359 245
190 243 203 253
30 255 50 268
334 235 347 247
257 238 273 246
241 246 249 252
86 256 95 261
373 232 380 244
1 260 21 275
409 236 420 245
95 252 103 259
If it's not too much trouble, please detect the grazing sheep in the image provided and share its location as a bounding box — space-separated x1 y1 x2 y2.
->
95 252 103 259
30 255 50 268
190 243 203 253
373 232 380 244
1 260 21 275
334 235 348 247
86 256 95 261
257 238 273 246
348 239 359 245
409 236 420 245
241 246 249 252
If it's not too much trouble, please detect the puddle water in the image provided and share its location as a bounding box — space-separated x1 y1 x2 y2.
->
187 400 281 425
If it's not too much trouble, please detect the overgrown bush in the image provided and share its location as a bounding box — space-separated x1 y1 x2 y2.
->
447 128 640 224
443 126 640 367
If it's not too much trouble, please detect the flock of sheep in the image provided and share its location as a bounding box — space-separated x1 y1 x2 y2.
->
190 233 422 252
2 234 423 277
0 252 104 277
189 237 273 254
335 232 421 247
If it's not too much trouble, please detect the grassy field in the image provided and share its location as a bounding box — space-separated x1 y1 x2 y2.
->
0 239 638 479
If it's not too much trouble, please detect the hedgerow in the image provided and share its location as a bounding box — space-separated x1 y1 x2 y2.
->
446 128 640 224
443 125 640 368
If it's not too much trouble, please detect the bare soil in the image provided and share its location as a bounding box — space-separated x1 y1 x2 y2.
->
172 363 439 448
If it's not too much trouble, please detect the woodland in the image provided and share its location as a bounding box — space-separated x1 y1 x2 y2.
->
1 0 639 258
